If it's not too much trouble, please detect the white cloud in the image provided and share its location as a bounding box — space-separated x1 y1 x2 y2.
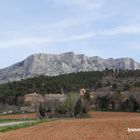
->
52 0 102 11
57 25 140 42
53 24 140 43
98 25 140 36
0 37 52 49
65 0 101 10
1 24 140 49
55 33 95 42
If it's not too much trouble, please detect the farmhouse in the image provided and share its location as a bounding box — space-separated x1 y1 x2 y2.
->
21 93 44 112
44 94 66 113
21 93 66 113
21 90 86 113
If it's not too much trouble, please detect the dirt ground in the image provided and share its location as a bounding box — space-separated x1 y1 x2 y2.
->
0 112 140 140
0 113 35 119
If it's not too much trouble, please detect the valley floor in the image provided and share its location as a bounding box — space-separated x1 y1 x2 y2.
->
0 112 140 140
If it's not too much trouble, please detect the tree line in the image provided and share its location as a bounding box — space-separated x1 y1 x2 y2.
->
0 69 140 106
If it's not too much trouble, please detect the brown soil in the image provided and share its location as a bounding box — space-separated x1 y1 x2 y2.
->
0 113 35 119
0 112 140 140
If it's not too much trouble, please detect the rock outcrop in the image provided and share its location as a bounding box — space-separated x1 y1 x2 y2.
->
0 52 140 84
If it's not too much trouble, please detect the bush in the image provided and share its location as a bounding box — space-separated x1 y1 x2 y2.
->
56 92 90 117
74 98 82 116
38 103 46 119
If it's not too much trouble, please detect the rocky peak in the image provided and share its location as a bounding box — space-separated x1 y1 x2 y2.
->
0 52 140 84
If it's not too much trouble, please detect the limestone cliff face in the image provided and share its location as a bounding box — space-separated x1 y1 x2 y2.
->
0 52 140 84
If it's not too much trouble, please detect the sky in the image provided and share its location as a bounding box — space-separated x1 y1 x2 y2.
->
0 0 140 68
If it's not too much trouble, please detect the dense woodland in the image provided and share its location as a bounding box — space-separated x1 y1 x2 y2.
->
0 69 140 111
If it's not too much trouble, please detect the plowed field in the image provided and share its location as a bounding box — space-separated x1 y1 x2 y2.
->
0 113 35 119
0 112 140 140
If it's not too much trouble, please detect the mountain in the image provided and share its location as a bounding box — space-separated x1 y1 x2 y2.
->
0 52 140 84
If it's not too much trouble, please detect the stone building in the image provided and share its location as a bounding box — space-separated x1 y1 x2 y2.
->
22 93 44 112
44 94 66 113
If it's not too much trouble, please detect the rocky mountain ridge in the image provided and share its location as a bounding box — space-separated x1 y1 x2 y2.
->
0 52 140 84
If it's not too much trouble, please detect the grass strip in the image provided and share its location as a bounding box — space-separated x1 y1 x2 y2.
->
0 118 58 132
0 118 33 123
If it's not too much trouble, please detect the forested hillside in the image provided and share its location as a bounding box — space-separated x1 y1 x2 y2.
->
0 69 140 105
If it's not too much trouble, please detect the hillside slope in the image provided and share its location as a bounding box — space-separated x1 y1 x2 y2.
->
0 52 140 84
